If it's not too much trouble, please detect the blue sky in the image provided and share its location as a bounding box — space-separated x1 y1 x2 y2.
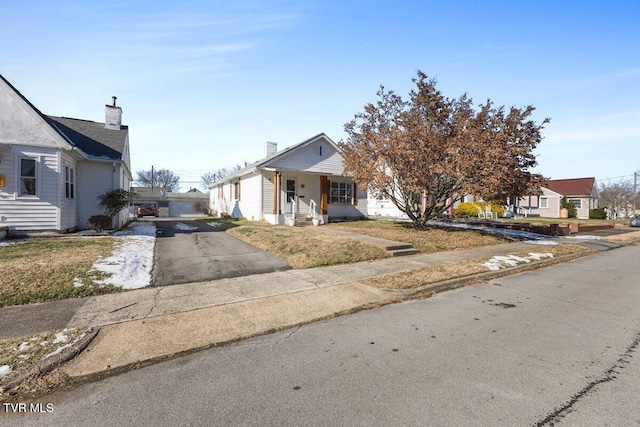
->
2 0 639 190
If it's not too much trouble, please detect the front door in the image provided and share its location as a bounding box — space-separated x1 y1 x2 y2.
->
284 179 297 215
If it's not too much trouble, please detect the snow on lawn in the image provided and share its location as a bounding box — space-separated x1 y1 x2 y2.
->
426 220 554 241
174 222 198 231
0 364 11 379
483 252 554 271
89 221 156 290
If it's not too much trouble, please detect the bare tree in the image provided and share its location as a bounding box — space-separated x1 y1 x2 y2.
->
136 169 180 192
201 164 243 189
340 71 548 228
599 180 638 219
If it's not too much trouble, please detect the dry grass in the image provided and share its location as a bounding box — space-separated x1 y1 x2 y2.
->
0 237 121 307
0 328 89 375
601 230 640 245
364 244 592 289
226 222 389 268
327 220 508 252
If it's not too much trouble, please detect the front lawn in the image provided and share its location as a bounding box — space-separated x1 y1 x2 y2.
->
223 220 389 268
326 220 508 252
0 237 121 307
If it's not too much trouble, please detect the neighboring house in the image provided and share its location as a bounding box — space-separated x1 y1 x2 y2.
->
209 133 367 224
0 74 132 233
515 177 599 219
131 187 210 217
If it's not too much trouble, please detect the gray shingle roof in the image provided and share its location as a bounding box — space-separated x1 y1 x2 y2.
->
47 116 127 160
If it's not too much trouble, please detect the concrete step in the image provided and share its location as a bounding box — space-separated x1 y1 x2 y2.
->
383 243 414 251
387 248 421 257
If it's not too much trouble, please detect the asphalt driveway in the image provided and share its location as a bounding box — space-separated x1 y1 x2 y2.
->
151 219 290 286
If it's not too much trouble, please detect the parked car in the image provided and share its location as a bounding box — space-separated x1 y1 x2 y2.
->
137 204 158 218
631 215 640 227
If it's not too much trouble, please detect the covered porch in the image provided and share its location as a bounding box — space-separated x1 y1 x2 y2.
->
263 171 363 225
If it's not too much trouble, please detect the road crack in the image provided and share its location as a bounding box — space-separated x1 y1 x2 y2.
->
533 329 640 426
271 326 302 348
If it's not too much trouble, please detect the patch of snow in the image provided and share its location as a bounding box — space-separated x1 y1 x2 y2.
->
528 252 554 260
53 331 69 344
207 222 221 228
16 342 30 352
564 235 601 240
90 221 156 290
174 222 198 231
73 277 84 288
524 240 559 245
0 239 27 247
427 220 553 241
0 365 11 378
18 354 30 360
75 229 99 235
482 252 554 271
43 333 87 360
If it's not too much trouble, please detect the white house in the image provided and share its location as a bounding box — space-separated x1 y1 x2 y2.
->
209 133 367 224
0 74 132 233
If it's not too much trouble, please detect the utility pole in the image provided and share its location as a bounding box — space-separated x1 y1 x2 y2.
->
151 165 155 191
634 171 638 216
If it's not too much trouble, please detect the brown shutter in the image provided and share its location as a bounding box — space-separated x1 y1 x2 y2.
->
237 178 241 201
320 176 329 213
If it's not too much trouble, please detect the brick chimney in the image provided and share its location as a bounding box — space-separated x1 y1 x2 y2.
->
105 96 122 130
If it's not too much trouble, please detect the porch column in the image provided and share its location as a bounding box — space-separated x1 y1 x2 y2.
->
273 172 281 215
320 175 329 214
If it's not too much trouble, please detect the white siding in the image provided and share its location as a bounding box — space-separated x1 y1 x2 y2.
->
236 173 261 220
268 138 345 175
77 161 116 229
0 145 60 231
262 172 274 215
60 152 78 230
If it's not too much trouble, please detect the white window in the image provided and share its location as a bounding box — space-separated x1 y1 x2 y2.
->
65 165 75 199
232 180 241 200
19 158 36 196
569 198 582 209
540 197 548 209
331 181 353 204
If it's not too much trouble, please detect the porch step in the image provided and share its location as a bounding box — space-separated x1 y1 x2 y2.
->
294 217 315 227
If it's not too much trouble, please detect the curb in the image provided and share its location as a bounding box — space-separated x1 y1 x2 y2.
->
384 250 593 298
0 328 99 393
63 298 402 387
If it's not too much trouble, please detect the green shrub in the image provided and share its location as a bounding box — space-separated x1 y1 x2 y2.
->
561 197 577 218
589 208 607 219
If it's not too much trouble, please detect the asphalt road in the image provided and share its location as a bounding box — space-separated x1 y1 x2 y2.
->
151 219 290 286
6 244 640 426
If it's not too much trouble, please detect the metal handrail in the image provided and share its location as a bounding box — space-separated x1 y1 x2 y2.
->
309 199 318 219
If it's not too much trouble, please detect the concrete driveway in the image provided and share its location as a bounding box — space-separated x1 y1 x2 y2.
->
151 219 290 286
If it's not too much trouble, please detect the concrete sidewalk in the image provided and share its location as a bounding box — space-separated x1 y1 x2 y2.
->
58 240 557 381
